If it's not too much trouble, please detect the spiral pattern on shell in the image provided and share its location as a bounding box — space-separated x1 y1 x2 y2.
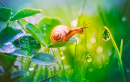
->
51 26 68 43
51 31 62 41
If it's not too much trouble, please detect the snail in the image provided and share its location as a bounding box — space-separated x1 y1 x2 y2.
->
50 23 89 43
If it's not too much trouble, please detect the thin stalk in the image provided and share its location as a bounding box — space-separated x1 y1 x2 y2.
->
45 65 48 80
40 76 55 82
121 0 129 18
100 50 116 69
24 57 31 70
104 26 125 82
58 48 65 75
21 56 24 70
29 63 37 79
33 65 43 82
119 39 125 82
51 49 64 76
77 0 87 27
65 0 73 18
74 39 77 79
0 0 8 8
8 58 19 70
78 0 87 17
97 5 107 26
120 39 123 60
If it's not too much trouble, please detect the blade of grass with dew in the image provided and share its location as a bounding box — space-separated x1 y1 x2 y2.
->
58 48 66 81
104 26 125 82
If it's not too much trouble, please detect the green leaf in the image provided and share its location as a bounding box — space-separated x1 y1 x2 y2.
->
0 8 11 22
31 53 55 65
12 35 41 57
25 23 46 46
0 42 16 53
10 70 28 81
0 53 17 72
48 42 74 48
10 8 41 21
0 27 24 45
38 17 61 46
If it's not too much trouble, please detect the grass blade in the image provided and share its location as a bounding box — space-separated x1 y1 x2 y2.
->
104 26 125 82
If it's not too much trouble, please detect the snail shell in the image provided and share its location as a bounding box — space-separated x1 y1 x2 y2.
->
50 23 89 43
50 25 70 43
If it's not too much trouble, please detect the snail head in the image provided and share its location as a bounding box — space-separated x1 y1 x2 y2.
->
78 22 90 34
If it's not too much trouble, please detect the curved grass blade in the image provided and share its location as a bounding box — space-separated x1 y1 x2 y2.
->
104 26 125 82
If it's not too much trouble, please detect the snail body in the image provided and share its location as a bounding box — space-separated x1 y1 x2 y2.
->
50 24 89 43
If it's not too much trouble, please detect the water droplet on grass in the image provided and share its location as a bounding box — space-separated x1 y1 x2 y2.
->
61 56 65 60
29 67 34 71
102 29 110 41
43 28 46 30
43 24 46 27
122 17 126 22
27 72 29 76
86 54 92 62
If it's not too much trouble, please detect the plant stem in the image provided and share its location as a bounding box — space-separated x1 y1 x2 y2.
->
29 63 37 79
78 0 87 17
45 65 48 80
33 65 43 82
24 57 31 70
58 48 65 76
121 0 129 18
104 26 125 82
74 39 77 78
97 5 107 26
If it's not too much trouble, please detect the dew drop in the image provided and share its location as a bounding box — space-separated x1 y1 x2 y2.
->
86 54 92 62
90 37 96 43
61 56 65 60
27 72 29 76
122 17 126 22
43 24 46 27
43 28 46 30
102 29 110 41
29 67 34 71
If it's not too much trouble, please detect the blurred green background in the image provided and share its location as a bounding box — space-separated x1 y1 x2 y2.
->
0 0 130 82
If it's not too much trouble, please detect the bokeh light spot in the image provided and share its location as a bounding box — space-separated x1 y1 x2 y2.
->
87 43 92 49
96 46 103 54
71 19 78 27
90 37 96 43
